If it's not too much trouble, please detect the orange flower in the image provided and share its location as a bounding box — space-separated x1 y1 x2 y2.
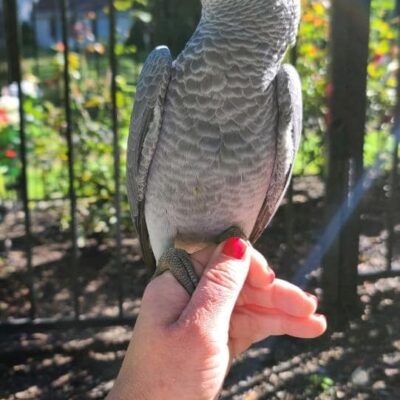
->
86 43 105 55
54 42 65 52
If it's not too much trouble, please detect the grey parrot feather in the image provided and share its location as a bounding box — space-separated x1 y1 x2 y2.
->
127 0 303 266
250 64 302 242
126 46 172 268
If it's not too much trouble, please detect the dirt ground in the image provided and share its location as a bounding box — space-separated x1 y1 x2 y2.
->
0 176 399 399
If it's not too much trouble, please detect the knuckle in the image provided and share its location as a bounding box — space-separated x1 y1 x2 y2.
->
205 260 241 292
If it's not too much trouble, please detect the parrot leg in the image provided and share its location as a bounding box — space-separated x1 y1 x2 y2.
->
213 226 247 244
153 226 246 296
154 248 199 295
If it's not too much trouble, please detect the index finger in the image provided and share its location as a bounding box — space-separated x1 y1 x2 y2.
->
237 279 318 317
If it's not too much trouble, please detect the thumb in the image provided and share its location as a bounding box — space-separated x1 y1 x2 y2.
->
179 238 250 336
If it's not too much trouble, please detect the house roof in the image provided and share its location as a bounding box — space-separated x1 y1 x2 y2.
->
36 0 108 13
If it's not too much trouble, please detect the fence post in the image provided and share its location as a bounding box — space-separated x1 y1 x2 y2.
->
0 3 6 82
108 0 124 318
3 0 36 319
322 0 371 325
386 1 400 271
31 0 40 77
61 0 80 320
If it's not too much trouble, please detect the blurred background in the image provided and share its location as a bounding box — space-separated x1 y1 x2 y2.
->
0 0 399 399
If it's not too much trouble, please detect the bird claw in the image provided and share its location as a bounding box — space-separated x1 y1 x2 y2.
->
154 248 199 296
153 227 246 296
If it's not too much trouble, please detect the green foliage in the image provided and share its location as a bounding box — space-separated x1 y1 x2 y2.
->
366 0 398 165
291 0 398 176
114 0 148 11
0 125 20 197
294 0 330 176
308 373 335 394
24 96 68 199
0 40 137 237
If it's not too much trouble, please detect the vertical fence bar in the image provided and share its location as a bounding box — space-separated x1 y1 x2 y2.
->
3 0 36 319
61 0 80 320
386 1 400 271
31 0 40 77
0 3 6 83
0 7 4 105
108 0 124 318
322 0 371 324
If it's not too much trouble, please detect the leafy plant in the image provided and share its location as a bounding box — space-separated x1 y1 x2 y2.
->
309 373 335 392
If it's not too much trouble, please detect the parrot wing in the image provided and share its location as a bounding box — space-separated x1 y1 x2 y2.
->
250 64 303 243
126 46 172 270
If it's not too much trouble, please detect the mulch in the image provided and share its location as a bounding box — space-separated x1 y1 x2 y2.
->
0 176 398 399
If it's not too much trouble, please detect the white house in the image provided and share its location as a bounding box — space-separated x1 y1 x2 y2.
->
34 0 133 49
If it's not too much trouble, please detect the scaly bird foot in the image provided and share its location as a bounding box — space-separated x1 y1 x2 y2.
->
154 248 199 295
154 226 247 296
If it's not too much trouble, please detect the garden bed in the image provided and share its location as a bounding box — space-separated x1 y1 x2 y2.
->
0 175 399 399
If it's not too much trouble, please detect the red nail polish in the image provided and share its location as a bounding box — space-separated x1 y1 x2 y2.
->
222 237 246 259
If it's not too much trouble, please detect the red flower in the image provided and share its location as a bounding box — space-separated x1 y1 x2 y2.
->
373 53 384 64
4 149 17 159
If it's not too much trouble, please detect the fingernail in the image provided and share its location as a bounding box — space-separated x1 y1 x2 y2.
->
222 237 247 259
270 270 276 283
306 292 318 304
315 313 327 321
267 266 275 284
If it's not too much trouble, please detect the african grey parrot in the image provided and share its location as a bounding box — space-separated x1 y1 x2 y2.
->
127 0 302 295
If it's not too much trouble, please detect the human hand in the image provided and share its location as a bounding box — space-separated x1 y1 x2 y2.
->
108 238 326 400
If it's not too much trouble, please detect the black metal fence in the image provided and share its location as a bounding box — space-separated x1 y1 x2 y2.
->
0 0 134 333
0 0 399 333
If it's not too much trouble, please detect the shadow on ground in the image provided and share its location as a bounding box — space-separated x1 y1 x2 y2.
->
0 176 399 399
